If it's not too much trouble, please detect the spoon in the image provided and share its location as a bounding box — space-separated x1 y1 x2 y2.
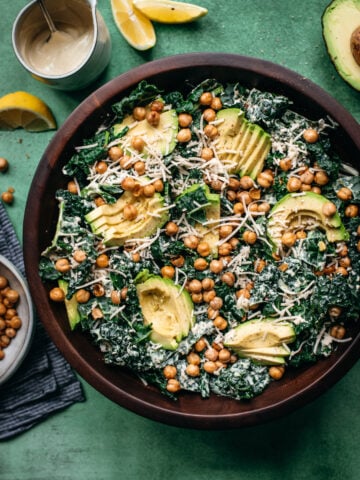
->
37 0 57 41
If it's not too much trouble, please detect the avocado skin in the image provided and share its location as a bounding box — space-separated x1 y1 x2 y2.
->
322 0 360 91
267 191 349 250
136 272 195 350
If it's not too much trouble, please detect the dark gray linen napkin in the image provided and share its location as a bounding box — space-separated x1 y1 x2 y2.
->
0 203 85 441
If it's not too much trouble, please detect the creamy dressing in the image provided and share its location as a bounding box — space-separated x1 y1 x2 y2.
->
25 24 93 75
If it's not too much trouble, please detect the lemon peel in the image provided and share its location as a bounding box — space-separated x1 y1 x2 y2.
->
133 0 208 23
0 91 56 132
111 0 156 51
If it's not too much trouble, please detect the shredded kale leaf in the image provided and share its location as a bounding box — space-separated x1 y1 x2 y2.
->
111 81 162 120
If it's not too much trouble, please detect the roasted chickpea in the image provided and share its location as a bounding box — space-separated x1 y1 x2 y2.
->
178 113 193 127
177 128 192 143
161 265 175 279
163 365 177 379
303 128 319 143
221 271 235 287
243 230 257 245
187 352 201 365
0 276 8 289
314 170 329 186
111 290 121 305
194 258 208 271
184 235 200 249
153 179 164 192
73 250 87 263
239 176 254 190
210 97 222 110
67 181 78 194
108 146 123 161
188 279 203 293
0 157 9 172
55 258 71 273
337 187 353 201
75 289 91 304
197 241 211 257
143 183 156 197
345 204 359 217
209 259 224 274
2 190 14 204
199 92 213 106
218 348 231 363
203 289 216 303
203 361 217 374
300 169 315 185
330 325 346 339
49 287 65 302
218 242 232 257
209 296 223 310
133 106 146 121
121 177 136 191
202 108 216 122
201 147 214 161
203 124 218 139
257 171 273 188
131 136 146 152
279 158 292 171
287 177 302 192
281 231 297 248
96 254 109 268
213 316 227 330
269 366 285 380
186 364 200 377
123 204 138 220
166 378 181 393
233 202 245 215
119 155 132 170
95 160 108 174
134 161 146 175
322 202 337 217
202 278 215 291
165 221 179 236
146 110 160 126
150 99 164 112
204 347 219 362
219 225 233 238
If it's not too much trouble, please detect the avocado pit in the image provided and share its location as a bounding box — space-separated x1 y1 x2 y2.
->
351 26 360 65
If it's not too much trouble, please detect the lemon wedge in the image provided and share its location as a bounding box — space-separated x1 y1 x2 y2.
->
0 91 56 132
111 0 156 50
133 0 208 23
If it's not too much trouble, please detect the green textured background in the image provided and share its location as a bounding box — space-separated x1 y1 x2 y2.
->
0 1 359 479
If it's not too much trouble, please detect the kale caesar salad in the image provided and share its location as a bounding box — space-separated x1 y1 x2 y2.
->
39 79 360 400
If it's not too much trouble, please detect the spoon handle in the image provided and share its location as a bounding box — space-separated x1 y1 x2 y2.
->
37 0 57 34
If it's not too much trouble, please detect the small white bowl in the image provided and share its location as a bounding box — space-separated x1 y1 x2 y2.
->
0 254 35 386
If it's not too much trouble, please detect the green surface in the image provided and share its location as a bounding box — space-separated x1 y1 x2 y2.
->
0 0 359 478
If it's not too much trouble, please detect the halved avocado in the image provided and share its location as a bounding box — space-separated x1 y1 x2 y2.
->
215 108 271 177
267 192 349 250
135 272 195 350
322 0 360 91
113 109 178 156
85 184 169 246
58 279 81 330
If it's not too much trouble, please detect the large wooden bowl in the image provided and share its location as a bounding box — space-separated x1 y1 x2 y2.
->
23 53 360 429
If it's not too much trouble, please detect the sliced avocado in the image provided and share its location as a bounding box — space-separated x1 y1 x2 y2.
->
58 279 81 330
224 319 296 351
322 0 360 91
85 186 169 246
176 184 220 256
215 108 271 177
135 272 195 350
113 109 178 156
238 346 291 357
238 352 287 366
267 192 349 250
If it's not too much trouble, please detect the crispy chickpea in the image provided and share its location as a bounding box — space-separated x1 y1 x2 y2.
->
178 113 193 127
257 171 274 188
187 352 201 365
322 202 337 217
207 306 219 319
150 99 164 112
111 290 121 305
311 186 322 194
239 176 253 190
219 225 233 238
184 235 199 250
209 296 223 310
210 97 222 110
330 325 346 339
201 147 214 161
300 169 315 185
165 221 179 236
194 258 208 271
279 158 292 171
121 177 136 191
197 241 211 257
345 204 359 217
233 202 245 215
95 161 108 174
121 287 128 300
133 106 146 121
134 161 146 176
142 184 155 197
336 266 348 276
94 196 105 207
338 244 348 257
287 176 302 192
218 242 232 257
303 128 319 143
5 290 19 305
221 271 235 287
2 190 14 204
281 231 297 248
0 157 9 172
269 366 285 380
227 190 237 203
146 110 160 126
55 258 71 273
5 308 16 319
188 279 203 293
75 289 91 304
132 252 141 263
108 146 123 161
123 204 138 221
73 250 87 263
337 187 353 201
236 288 251 299
210 179 223 191
218 348 231 363
0 349 4 360
203 289 216 303
328 306 342 318
186 364 200 377
49 287 65 302
177 128 192 143
0 335 10 347
203 124 218 139
202 278 215 291
209 259 224 274
0 304 6 316
199 92 213 106
153 179 164 192
161 265 175 279
243 230 257 245
96 253 109 268
194 338 207 352
205 347 219 362
202 108 216 122
203 361 217 374
314 170 329 186
119 155 132 170
131 136 146 152
258 202 271 214
166 378 181 393
0 276 8 289
171 255 185 268
67 181 78 194
163 365 177 379
237 191 252 205
7 316 22 330
213 316 227 330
